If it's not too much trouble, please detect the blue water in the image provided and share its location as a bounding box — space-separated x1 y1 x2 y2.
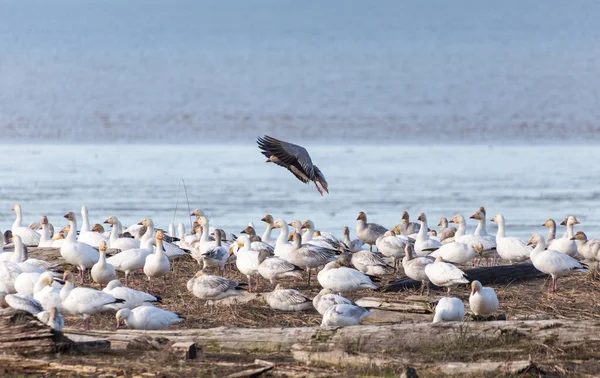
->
1 1 600 142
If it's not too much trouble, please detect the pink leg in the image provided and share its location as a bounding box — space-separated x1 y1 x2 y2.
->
447 287 451 296
247 276 252 293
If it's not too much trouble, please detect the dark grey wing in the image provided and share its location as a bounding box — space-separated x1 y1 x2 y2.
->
257 135 315 180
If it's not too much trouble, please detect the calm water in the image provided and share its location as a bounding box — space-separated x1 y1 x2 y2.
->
1 1 600 142
0 144 598 241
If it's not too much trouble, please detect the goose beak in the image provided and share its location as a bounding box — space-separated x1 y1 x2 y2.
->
103 218 110 224
260 217 267 222
570 236 576 240
138 221 143 225
469 213 477 219
574 218 581 225
63 213 69 219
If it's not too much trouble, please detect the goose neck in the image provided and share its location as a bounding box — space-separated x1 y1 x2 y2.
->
67 220 77 241
496 217 506 238
81 208 90 232
455 218 466 237
262 223 273 241
13 208 23 228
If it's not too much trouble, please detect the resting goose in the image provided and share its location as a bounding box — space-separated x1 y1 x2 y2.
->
36 307 64 330
60 212 100 283
527 234 587 293
33 272 63 311
116 307 183 330
265 284 313 311
342 226 365 252
571 231 600 262
272 219 296 262
103 279 159 309
5 293 63 329
356 211 388 252
424 256 469 295
240 226 275 255
341 250 393 276
321 303 371 327
104 216 140 251
77 206 108 248
187 270 243 304
257 135 329 196
437 217 457 242
11 204 40 246
106 237 154 286
402 244 435 295
546 216 579 258
429 241 482 266
60 272 124 330
312 288 353 315
317 260 378 293
414 213 442 255
289 232 337 285
490 214 531 263
15 272 60 296
91 241 116 288
433 297 464 323
450 213 497 264
260 214 276 245
469 280 499 317
143 230 170 292
137 218 187 260
232 235 262 292
258 249 303 286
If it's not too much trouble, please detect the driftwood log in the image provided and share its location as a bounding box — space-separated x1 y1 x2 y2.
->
384 263 546 292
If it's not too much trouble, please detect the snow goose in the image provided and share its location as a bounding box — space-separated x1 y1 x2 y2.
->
401 211 421 234
91 241 117 288
240 225 264 242
257 135 329 195
437 217 457 242
343 226 365 252
1 236 41 273
527 234 587 292
312 288 353 315
60 212 99 283
472 206 491 236
402 244 435 295
258 249 303 286
0 261 22 293
199 229 229 274
542 219 557 246
11 204 40 246
104 216 140 251
450 214 496 265
317 260 378 294
60 272 124 330
289 220 303 236
467 210 497 249
240 226 275 255
469 280 499 317
51 230 67 248
78 206 108 248
424 256 469 295
546 216 579 258
289 232 337 285
187 270 244 304
414 213 442 255
36 307 64 330
192 215 217 257
341 250 393 276
356 211 388 251
321 303 371 327
265 284 313 311
571 231 600 262
429 241 482 266
106 237 154 286
15 270 61 296
300 220 343 250
490 214 531 263
103 279 159 309
272 219 296 262
4 293 44 315
433 297 464 323
33 272 63 311
143 230 170 292
138 218 187 260
116 307 183 330
231 235 261 292
260 214 276 245
38 216 54 247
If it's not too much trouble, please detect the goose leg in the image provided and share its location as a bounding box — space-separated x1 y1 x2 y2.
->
247 276 252 293
419 282 424 296
446 287 451 296
163 276 167 293
314 182 324 196
369 244 373 252
307 269 312 286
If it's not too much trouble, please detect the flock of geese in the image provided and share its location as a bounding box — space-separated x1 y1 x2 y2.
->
0 204 592 331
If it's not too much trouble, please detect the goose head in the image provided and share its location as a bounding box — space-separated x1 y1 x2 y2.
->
64 212 76 222
401 211 409 221
274 283 284 291
343 226 350 237
63 271 75 283
314 230 322 237
391 224 404 235
469 210 484 221
155 229 165 242
11 204 21 213
542 219 555 228
190 209 205 217
103 216 117 225
416 212 427 223
561 216 580 226
42 272 54 287
261 214 274 225
235 234 250 248
384 230 395 237
471 242 484 256
318 288 333 296
138 218 153 227
272 219 287 229
404 244 415 259
571 231 588 242
471 280 483 296
449 214 463 224
490 214 503 223
115 308 132 328
41 216 49 225
478 206 487 216
356 212 367 222
241 225 256 236
92 224 105 233
99 241 107 254
527 233 544 247
301 220 314 230
53 232 65 241
291 231 302 245
438 217 448 227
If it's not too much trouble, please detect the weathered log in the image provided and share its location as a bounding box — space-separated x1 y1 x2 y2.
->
64 319 600 355
384 263 546 292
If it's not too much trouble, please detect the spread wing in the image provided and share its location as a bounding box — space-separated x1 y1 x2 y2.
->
257 135 315 181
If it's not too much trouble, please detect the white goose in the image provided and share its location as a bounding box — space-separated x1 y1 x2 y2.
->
38 216 54 247
258 250 303 286
527 233 587 293
187 271 243 304
103 279 159 309
138 218 187 260
321 303 371 327
376 230 409 271
143 230 170 291
91 241 116 288
60 212 99 283
424 256 469 295
571 231 600 262
341 250 393 276
265 284 313 311
450 213 497 264
469 280 499 316
312 288 353 315
116 307 183 330
414 213 442 255
317 260 378 293
429 241 482 265
433 297 464 323
199 229 229 274
11 204 40 246
36 307 64 330
77 206 108 248
490 214 531 263
300 220 341 249
232 235 262 292
289 232 337 285
272 219 296 262
547 216 579 258
402 244 435 295
356 211 388 251
60 272 124 330
260 214 276 245
106 237 154 286
104 216 140 251
342 226 365 252
33 272 63 311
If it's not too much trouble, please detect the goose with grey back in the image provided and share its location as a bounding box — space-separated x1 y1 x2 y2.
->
257 249 303 286
571 231 600 263
375 230 409 271
342 226 365 252
402 244 435 295
547 216 579 258
437 217 457 242
401 211 421 235
356 211 388 252
265 284 313 311
289 232 337 285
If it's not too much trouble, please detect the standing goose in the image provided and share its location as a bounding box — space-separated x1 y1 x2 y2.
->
429 241 482 266
542 219 557 246
490 214 531 263
571 231 600 262
78 206 108 248
437 217 457 242
60 212 100 283
424 256 469 295
317 260 378 294
257 135 329 196
38 216 54 247
104 216 140 251
260 214 276 245
106 237 154 286
312 288 353 315
402 244 435 295
257 249 303 286
265 284 313 311
401 211 421 235
356 211 388 252
138 218 187 260
187 271 244 304
11 204 40 246
547 216 579 258
450 214 496 265
342 226 365 252
200 229 229 274
272 219 296 262
469 280 499 317
116 307 183 330
90 241 117 288
231 235 262 292
103 279 159 309
289 232 337 285
143 230 170 292
472 206 491 236
414 213 442 255
433 297 464 323
341 250 393 276
527 234 587 293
